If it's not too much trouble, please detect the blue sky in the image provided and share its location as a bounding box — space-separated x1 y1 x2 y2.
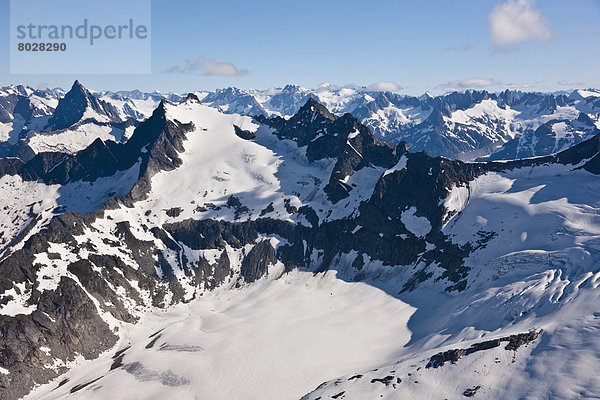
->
0 0 598 94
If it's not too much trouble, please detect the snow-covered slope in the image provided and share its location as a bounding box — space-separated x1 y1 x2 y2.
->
1 95 600 400
0 165 139 256
25 271 414 400
0 85 61 158
304 160 600 399
486 109 600 161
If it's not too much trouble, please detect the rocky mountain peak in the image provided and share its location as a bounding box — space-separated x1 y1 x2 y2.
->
71 79 85 92
45 80 121 131
295 97 337 122
184 92 202 103
280 84 306 95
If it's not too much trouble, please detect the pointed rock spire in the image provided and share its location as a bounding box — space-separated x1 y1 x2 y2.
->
45 80 121 131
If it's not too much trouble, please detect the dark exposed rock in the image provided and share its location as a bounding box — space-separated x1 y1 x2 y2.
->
165 218 260 249
504 329 541 351
370 375 394 385
426 348 465 368
149 329 164 339
426 329 542 369
8 140 36 162
66 259 136 322
165 207 183 218
464 339 501 355
185 93 201 103
226 196 250 220
463 385 481 397
233 124 255 140
0 157 25 177
56 378 69 388
110 346 130 371
145 334 162 349
0 277 117 400
240 240 277 283
283 198 298 214
259 202 275 216
163 217 302 286
69 376 104 394
258 98 336 147
297 206 319 228
195 249 231 290
0 93 27 124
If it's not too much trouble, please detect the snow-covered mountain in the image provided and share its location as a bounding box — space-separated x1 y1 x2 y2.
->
98 89 185 121
13 81 134 155
485 91 600 161
0 82 183 160
200 85 600 160
1 93 600 399
3 82 599 163
0 85 62 159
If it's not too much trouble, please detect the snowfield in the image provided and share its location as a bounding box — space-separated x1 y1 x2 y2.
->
25 122 126 154
305 162 600 399
25 271 414 400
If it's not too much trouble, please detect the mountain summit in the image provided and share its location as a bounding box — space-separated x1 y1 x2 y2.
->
45 80 121 131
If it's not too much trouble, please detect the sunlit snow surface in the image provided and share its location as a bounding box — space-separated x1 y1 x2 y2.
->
26 122 124 154
305 164 600 399
25 271 414 400
140 101 380 225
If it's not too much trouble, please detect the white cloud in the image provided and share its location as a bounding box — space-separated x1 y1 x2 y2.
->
436 79 503 91
503 82 539 89
367 81 402 92
558 80 585 86
164 58 248 76
488 0 552 46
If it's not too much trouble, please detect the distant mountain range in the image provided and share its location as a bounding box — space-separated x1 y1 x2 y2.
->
1 82 598 163
0 82 184 159
198 85 600 161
